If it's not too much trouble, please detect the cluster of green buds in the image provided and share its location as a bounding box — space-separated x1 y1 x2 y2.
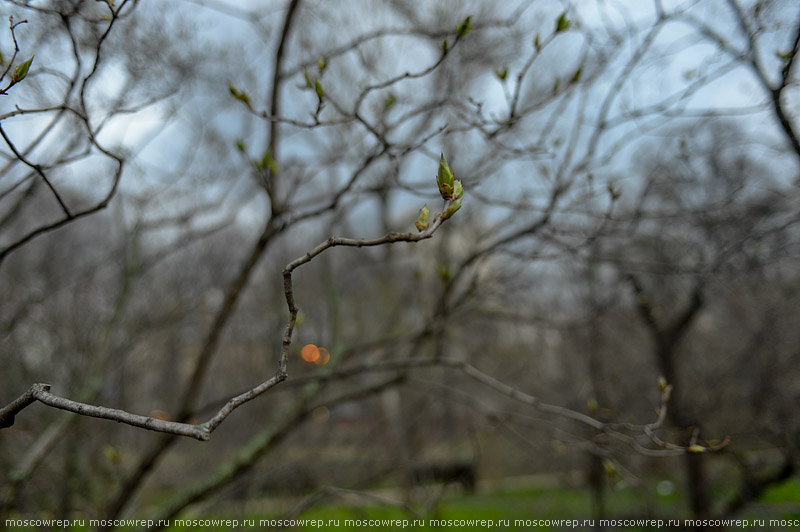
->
415 153 464 231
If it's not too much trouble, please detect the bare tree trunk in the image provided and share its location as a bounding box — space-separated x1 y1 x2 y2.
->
628 276 711 527
588 452 606 530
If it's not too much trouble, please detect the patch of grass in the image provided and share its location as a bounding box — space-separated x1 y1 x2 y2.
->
8 479 800 532
760 477 800 504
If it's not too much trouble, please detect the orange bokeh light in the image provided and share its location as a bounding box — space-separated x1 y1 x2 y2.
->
301 344 320 362
314 347 331 366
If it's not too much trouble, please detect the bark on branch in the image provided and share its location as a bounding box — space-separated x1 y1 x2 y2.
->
0 194 456 440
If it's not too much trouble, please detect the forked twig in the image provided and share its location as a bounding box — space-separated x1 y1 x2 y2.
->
0 171 459 440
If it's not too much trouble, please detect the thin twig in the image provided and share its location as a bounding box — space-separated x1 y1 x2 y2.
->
0 122 71 217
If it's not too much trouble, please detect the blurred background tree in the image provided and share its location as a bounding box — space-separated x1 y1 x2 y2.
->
1 0 798 530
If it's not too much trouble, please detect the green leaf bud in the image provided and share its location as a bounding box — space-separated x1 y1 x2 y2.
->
607 182 621 201
314 78 324 99
452 179 464 201
587 397 598 414
228 83 252 109
260 150 278 174
437 153 455 200
441 196 462 220
415 204 430 232
12 56 33 83
457 15 472 38
555 12 571 33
